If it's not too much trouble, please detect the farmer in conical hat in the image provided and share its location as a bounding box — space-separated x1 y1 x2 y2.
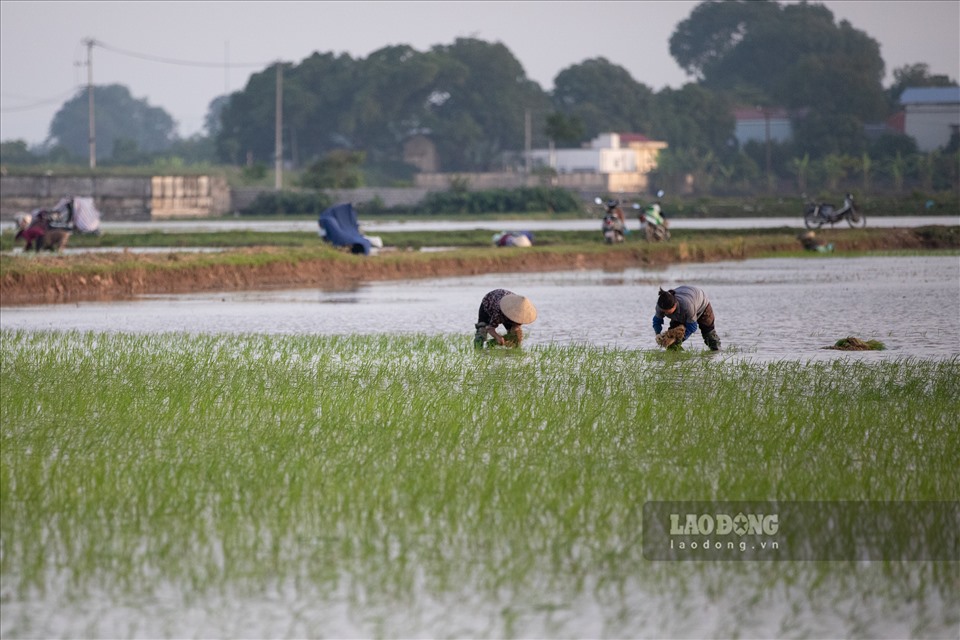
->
653 285 721 351
474 289 538 348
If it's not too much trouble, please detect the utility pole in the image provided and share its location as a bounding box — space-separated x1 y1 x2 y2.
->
83 38 96 170
524 109 531 176
757 105 772 192
225 41 230 95
765 109 772 191
274 62 283 190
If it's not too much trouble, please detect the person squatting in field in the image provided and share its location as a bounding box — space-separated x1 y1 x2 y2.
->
14 212 70 252
653 285 721 351
474 289 538 348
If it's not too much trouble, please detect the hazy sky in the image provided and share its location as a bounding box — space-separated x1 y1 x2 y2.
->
2 1 958 146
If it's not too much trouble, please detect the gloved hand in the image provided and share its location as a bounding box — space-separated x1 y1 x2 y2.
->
658 326 686 349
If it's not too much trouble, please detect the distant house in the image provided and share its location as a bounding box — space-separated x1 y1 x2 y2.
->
412 131 667 194
527 132 668 193
402 134 439 173
899 87 960 152
616 132 668 174
732 107 793 147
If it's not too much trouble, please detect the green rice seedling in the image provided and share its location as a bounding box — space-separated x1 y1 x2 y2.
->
1 330 957 638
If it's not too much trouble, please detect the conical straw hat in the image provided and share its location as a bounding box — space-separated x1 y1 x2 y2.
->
500 294 537 324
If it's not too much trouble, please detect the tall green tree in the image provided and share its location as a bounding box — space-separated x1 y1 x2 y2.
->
669 0 779 83
204 95 231 138
350 45 450 156
0 140 38 165
214 39 551 173
298 149 366 188
670 0 887 121
887 63 958 105
426 38 551 171
217 62 299 165
650 84 735 157
551 58 655 138
48 84 176 162
792 111 867 158
544 112 585 147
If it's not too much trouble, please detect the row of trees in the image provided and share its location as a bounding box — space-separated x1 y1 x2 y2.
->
653 147 958 197
1 0 957 195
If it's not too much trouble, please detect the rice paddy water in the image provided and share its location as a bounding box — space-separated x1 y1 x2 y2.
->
2 255 958 361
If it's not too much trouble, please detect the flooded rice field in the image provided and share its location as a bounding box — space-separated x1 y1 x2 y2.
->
2 255 958 361
3 255 958 639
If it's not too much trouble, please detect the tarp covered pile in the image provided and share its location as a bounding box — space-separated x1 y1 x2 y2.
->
318 203 382 255
52 197 101 234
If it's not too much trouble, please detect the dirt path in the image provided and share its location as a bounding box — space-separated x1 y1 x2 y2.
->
1 228 955 306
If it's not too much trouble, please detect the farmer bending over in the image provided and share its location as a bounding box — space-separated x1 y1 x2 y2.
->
474 289 538 348
14 212 70 252
653 285 721 351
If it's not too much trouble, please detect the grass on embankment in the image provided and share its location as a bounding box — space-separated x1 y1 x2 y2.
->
1 331 957 605
3 224 958 252
0 226 782 252
0 227 960 276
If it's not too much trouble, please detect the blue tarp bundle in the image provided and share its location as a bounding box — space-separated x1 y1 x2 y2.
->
318 203 371 255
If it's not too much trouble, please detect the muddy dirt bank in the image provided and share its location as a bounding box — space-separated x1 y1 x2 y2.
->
1 228 955 306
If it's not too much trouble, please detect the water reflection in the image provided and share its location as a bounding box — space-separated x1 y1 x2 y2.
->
2 256 958 361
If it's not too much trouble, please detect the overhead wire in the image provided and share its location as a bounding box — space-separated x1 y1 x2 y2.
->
2 38 279 128
91 39 276 69
0 87 84 112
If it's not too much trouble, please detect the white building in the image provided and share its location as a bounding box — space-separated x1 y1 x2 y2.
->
414 132 667 194
527 132 668 192
899 87 960 152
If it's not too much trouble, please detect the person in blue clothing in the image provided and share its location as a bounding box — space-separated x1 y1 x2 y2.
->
653 286 721 351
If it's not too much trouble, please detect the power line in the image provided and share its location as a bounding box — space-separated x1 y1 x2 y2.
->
92 39 275 69
0 87 83 113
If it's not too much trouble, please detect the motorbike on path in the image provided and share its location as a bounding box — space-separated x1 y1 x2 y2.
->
803 193 866 229
595 197 627 244
633 190 670 242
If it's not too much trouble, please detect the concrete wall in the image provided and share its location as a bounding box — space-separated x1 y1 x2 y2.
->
1 175 430 222
2 174 228 221
150 175 231 219
3 173 635 221
1 175 152 221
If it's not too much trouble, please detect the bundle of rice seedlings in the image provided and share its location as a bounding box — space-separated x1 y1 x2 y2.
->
657 325 687 349
825 336 886 351
501 327 523 348
482 327 524 349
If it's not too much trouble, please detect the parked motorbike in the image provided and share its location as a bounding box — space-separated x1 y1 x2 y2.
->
594 197 626 244
803 193 866 229
633 190 670 242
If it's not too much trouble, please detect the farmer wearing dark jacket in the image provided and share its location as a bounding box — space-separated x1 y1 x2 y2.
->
474 288 538 347
653 285 721 350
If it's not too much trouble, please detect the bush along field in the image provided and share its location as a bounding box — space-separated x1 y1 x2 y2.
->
1 331 958 638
